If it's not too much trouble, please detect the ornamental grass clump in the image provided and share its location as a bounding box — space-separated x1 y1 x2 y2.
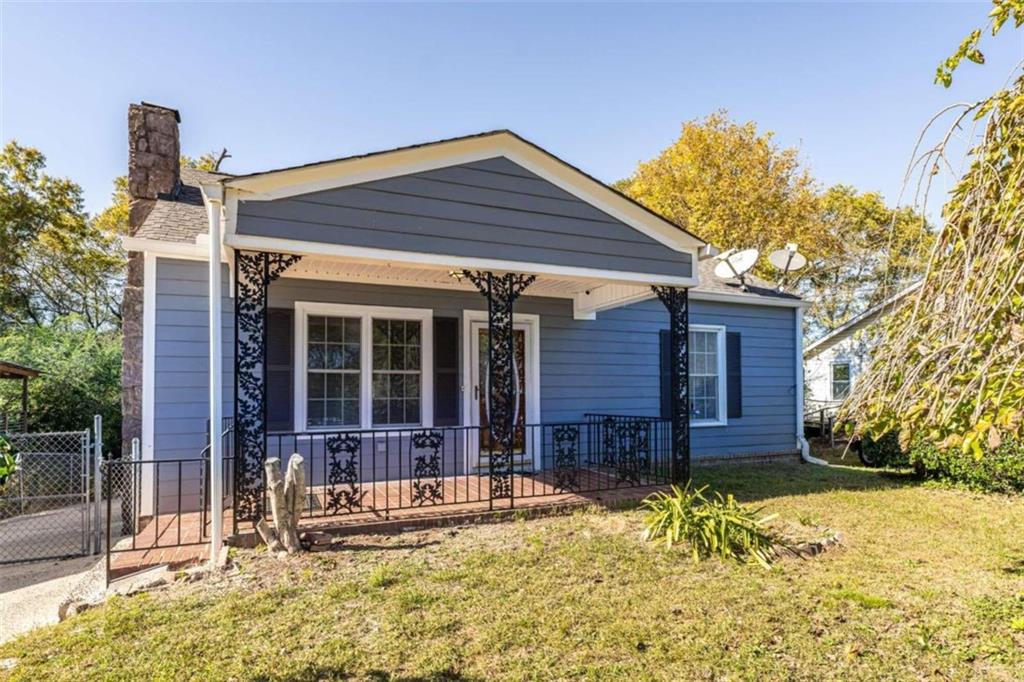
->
640 484 778 568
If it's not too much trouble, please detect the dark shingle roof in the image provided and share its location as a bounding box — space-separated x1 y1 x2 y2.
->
134 167 232 244
694 259 801 301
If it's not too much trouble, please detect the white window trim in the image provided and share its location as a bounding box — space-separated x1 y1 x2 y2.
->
293 302 433 432
689 324 728 428
830 360 852 401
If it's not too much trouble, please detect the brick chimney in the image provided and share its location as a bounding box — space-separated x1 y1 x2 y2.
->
123 102 181 455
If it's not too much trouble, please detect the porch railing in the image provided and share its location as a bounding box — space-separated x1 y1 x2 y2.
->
257 417 672 521
103 416 671 580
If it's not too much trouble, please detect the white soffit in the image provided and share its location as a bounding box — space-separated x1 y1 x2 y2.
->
284 257 590 300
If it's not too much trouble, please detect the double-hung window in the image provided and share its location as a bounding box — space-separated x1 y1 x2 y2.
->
689 325 727 426
295 303 433 431
831 362 851 400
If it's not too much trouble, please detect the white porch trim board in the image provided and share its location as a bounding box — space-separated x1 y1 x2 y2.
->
141 252 156 517
207 199 224 562
222 234 699 289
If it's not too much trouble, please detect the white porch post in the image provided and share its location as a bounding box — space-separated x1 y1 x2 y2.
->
207 197 224 563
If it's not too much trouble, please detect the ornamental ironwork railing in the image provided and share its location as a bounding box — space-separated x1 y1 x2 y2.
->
258 418 672 521
102 417 671 582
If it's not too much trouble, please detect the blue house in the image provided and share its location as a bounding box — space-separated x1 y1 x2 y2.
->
120 103 810 535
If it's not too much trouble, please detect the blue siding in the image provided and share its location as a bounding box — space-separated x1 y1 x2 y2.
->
235 157 692 279
152 258 234 463
151 258 797 480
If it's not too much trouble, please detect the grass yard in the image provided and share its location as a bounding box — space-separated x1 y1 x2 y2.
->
3 462 1024 681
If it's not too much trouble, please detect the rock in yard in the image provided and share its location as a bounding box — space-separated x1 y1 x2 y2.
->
299 531 334 547
179 565 210 583
58 600 94 621
127 576 168 595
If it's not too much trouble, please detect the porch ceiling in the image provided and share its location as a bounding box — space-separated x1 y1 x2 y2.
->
281 255 657 320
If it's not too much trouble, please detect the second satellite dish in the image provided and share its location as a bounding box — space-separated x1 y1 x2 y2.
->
768 243 807 275
713 248 759 291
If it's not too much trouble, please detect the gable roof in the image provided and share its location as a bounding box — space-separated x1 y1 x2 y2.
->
130 132 803 306
804 281 922 357
222 130 704 253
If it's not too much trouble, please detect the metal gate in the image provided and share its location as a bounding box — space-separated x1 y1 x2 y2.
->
0 419 102 564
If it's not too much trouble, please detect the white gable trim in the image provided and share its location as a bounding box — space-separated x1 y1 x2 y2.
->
220 132 704 255
222 233 699 288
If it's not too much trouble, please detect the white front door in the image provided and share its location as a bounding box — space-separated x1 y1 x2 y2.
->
464 313 540 470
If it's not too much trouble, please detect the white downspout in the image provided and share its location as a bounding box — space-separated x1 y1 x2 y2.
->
796 306 827 466
207 194 224 564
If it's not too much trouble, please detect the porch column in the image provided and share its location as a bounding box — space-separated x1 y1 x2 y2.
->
652 286 691 483
207 196 224 560
464 271 536 504
234 250 301 522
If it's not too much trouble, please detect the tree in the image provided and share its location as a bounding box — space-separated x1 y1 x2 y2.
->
0 317 122 454
0 142 123 330
843 0 1024 455
617 111 837 276
800 186 932 338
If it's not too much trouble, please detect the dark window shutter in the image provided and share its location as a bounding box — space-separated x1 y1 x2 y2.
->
726 331 742 419
434 317 459 426
659 330 671 419
266 308 294 431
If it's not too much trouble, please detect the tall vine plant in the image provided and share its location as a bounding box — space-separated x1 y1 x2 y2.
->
842 1 1024 456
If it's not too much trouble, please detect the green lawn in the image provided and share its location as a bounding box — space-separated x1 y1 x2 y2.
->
3 463 1024 681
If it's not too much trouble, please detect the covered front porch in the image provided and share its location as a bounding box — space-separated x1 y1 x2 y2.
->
223 247 694 532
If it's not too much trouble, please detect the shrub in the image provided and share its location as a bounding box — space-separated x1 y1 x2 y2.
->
859 431 908 468
640 483 778 568
0 317 121 454
908 439 1024 494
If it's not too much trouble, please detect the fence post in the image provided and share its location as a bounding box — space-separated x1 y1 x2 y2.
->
93 414 103 554
130 437 139 534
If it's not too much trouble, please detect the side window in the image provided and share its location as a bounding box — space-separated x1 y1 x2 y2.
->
831 362 851 400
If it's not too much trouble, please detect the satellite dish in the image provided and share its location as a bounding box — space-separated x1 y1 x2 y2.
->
768 243 807 275
713 248 759 291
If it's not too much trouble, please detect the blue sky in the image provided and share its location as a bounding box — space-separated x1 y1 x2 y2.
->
2 2 1022 217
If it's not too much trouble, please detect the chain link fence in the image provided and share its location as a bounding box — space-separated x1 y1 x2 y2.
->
0 429 96 563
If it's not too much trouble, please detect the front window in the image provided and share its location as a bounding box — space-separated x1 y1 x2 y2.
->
306 316 361 428
297 303 432 431
372 319 422 426
831 362 851 400
689 329 721 422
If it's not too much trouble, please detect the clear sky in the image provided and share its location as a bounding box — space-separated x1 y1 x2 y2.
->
2 2 1022 217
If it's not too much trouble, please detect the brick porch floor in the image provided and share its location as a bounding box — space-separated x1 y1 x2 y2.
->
108 469 667 580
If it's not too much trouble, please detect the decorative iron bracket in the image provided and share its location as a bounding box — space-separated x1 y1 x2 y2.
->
652 285 691 484
233 250 301 522
463 271 536 502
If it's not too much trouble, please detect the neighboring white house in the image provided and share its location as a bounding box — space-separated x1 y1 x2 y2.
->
804 282 922 409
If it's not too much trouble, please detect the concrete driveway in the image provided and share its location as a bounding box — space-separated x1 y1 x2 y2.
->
0 555 105 644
